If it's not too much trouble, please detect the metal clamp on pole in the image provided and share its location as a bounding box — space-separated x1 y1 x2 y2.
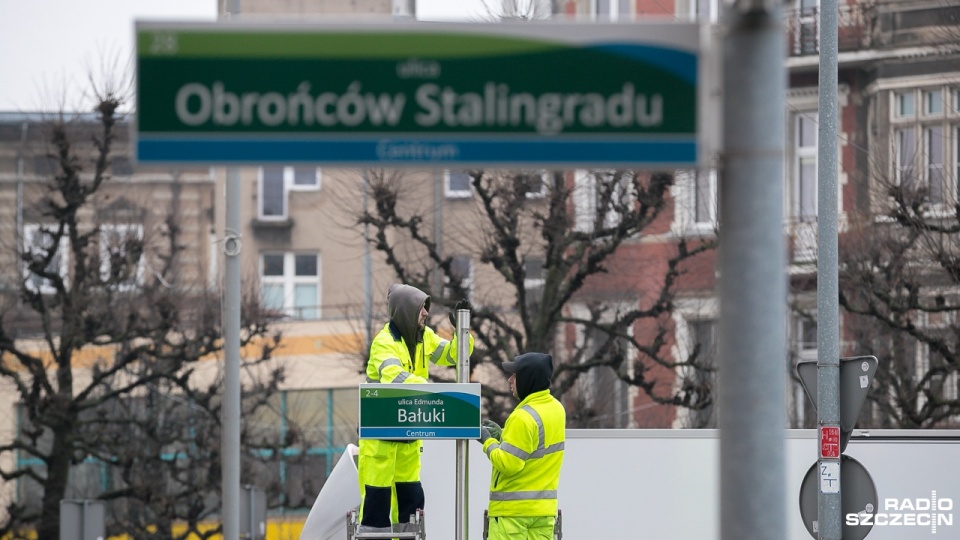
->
456 309 470 540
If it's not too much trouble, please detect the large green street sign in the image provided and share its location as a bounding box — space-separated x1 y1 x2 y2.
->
136 21 701 167
359 383 481 440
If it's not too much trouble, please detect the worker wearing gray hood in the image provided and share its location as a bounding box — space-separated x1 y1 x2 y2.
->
358 283 474 533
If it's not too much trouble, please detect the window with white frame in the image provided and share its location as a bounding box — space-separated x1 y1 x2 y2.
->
671 169 718 235
685 319 718 428
573 170 633 233
259 166 321 220
926 125 946 204
444 170 472 198
792 314 817 427
694 169 718 225
99 224 144 290
895 127 917 186
260 252 320 320
23 224 69 294
794 112 818 221
890 86 958 209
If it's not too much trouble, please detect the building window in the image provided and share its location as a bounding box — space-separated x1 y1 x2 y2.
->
671 169 717 236
259 166 321 220
687 319 718 428
791 314 818 427
574 170 633 232
518 171 549 199
694 169 718 225
797 316 818 354
444 170 472 198
895 91 916 118
23 224 69 294
292 166 321 189
895 127 917 186
890 87 957 209
925 126 945 204
260 252 320 320
99 224 144 290
794 112 818 221
923 89 943 116
685 0 719 22
523 257 545 310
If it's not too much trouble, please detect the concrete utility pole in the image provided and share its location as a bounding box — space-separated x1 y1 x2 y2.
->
222 1 242 539
816 0 841 537
718 1 787 539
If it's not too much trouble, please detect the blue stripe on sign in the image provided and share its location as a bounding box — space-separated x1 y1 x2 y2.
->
137 137 697 166
592 44 698 84
360 427 482 439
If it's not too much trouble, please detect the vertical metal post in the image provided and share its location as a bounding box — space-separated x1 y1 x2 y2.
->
719 2 787 540
248 486 256 539
363 171 373 346
221 3 242 540
16 122 27 282
817 0 841 537
455 309 471 540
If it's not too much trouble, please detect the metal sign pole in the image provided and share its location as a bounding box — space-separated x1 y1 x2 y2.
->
221 2 242 539
816 0 842 537
455 309 471 540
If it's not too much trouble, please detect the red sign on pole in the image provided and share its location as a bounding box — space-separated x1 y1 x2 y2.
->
820 426 841 459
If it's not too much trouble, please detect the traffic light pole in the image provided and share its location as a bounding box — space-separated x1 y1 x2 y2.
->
816 0 842 537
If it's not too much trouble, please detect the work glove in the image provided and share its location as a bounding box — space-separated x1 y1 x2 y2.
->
447 299 472 328
478 426 493 444
481 419 502 441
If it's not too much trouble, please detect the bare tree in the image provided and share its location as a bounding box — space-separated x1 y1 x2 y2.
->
0 91 288 539
355 168 716 427
837 162 960 428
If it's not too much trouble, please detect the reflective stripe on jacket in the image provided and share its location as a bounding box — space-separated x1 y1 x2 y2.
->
365 322 472 384
483 389 565 517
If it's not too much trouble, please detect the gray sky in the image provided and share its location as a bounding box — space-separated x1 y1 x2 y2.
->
0 0 494 111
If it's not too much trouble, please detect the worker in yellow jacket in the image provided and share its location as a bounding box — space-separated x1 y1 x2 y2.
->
358 284 474 534
479 352 566 540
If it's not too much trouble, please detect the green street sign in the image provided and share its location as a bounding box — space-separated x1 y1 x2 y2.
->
135 20 702 167
358 383 481 440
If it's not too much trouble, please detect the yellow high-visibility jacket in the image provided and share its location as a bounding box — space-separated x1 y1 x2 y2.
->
483 389 566 517
365 321 473 383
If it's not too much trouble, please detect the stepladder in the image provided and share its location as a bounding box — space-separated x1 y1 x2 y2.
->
481 509 562 540
346 508 426 540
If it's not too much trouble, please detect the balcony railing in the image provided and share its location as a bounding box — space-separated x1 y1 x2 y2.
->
785 4 870 56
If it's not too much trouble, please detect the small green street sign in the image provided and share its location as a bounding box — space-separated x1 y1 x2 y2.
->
135 20 702 168
358 383 481 440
